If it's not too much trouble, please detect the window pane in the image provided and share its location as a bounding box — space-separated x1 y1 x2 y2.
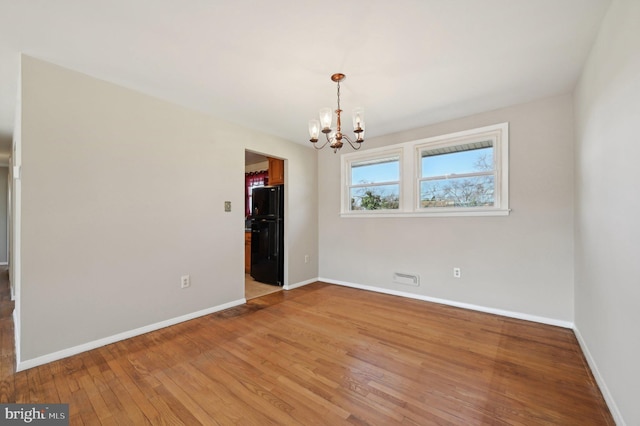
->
420 175 494 208
352 157 399 185
350 184 400 210
422 145 493 177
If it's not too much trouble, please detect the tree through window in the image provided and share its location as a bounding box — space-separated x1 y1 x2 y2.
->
420 140 495 208
349 155 400 211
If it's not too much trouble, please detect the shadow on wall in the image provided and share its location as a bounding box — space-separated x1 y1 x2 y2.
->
0 132 12 156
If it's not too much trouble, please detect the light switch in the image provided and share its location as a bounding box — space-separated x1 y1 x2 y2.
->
224 201 231 212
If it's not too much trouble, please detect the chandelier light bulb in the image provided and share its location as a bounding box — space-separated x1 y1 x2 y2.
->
308 119 320 141
319 108 333 131
352 107 365 130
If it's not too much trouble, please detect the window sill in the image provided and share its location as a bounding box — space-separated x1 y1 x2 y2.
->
340 208 511 218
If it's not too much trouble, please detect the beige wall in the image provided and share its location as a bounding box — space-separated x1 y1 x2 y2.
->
17 56 318 364
318 94 575 323
574 0 640 424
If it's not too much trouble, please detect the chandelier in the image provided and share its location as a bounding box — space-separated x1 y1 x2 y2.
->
308 73 365 152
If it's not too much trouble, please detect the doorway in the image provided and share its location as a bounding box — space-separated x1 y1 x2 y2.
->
244 150 284 300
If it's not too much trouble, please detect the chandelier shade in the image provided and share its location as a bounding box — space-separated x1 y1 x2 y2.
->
308 119 320 141
308 73 365 152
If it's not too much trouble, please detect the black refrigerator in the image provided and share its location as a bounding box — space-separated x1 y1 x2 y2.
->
250 185 284 286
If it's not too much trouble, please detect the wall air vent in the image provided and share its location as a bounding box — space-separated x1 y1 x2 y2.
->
393 272 420 287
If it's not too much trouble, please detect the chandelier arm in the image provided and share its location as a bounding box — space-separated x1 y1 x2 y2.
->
311 132 334 150
311 139 331 150
342 134 363 151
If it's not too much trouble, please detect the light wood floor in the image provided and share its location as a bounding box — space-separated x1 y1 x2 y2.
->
1 270 613 425
245 274 282 300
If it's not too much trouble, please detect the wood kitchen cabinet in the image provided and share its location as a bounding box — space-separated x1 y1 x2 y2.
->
244 231 251 273
268 157 284 185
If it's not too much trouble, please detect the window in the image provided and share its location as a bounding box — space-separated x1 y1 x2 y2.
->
419 139 495 209
245 170 268 216
341 123 509 217
348 154 400 211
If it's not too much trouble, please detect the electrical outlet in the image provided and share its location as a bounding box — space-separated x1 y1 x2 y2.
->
304 254 310 264
453 268 461 278
224 201 231 212
181 275 190 288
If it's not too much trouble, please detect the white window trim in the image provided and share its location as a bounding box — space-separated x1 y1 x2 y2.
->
341 148 403 214
340 122 510 218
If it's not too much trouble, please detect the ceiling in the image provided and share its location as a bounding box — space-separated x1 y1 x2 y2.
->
245 151 268 166
0 0 611 155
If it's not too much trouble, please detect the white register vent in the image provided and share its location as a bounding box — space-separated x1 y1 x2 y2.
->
393 272 420 287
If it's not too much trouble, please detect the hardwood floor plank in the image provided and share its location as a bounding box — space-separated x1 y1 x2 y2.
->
214 339 351 425
153 370 222 426
165 363 244 425
0 273 614 425
103 356 162 423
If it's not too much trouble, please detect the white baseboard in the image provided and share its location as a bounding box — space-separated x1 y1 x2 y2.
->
573 326 625 426
16 298 246 372
284 277 318 291
319 277 574 329
13 277 621 424
320 278 625 422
